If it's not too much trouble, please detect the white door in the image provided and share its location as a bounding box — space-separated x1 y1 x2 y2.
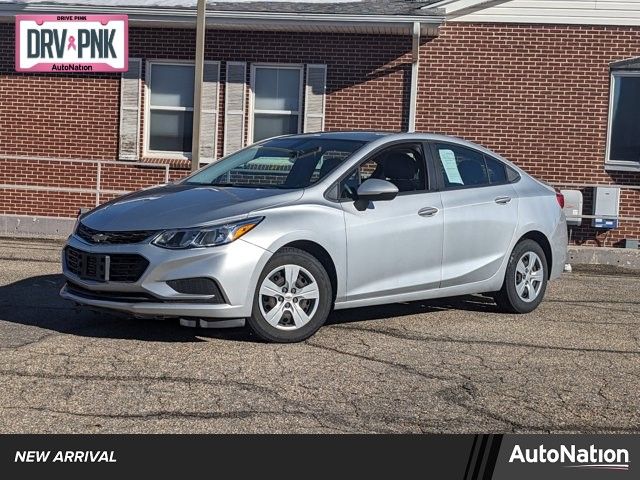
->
340 143 444 302
430 142 519 288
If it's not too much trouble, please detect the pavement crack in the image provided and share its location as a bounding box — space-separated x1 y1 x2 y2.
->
304 339 454 382
331 325 640 355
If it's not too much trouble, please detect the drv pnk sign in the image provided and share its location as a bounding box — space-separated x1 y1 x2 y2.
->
15 15 128 72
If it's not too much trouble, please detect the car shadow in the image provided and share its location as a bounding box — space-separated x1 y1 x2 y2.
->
0 274 500 343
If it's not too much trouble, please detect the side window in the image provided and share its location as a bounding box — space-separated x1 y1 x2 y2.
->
484 155 507 184
339 143 428 199
434 143 489 188
506 165 520 183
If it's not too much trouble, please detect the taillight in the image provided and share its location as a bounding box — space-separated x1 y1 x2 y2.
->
555 190 565 209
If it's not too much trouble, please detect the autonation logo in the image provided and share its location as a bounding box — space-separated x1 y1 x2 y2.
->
509 444 630 471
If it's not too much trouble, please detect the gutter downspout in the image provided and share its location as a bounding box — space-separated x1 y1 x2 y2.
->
191 0 206 171
408 21 420 132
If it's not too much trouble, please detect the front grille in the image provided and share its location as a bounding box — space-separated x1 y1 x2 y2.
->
109 254 150 282
65 246 82 275
65 246 107 281
76 222 158 245
65 246 149 283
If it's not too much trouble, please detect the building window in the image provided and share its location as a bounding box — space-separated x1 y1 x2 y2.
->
607 70 640 166
251 65 303 142
147 62 194 155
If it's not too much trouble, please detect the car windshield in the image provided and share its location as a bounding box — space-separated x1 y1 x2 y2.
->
184 137 367 189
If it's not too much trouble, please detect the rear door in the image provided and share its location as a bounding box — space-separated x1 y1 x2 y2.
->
429 142 519 288
339 142 443 302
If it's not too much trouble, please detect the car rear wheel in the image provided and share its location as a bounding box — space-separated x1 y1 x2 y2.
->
247 247 332 343
494 239 548 314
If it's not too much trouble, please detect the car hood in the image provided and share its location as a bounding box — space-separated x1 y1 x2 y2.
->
81 183 303 231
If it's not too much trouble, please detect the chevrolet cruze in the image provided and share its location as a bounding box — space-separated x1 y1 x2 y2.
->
60 132 567 342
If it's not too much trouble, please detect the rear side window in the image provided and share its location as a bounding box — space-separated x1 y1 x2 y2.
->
484 155 507 184
506 165 520 183
434 143 515 189
434 144 489 188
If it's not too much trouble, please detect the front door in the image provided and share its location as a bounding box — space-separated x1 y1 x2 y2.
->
339 143 443 302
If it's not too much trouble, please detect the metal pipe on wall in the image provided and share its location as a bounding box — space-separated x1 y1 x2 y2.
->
408 21 420 133
191 0 206 171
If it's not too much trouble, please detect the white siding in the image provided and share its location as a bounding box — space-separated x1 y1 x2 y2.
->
436 0 640 26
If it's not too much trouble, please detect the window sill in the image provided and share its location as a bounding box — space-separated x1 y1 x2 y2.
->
140 157 192 169
604 161 640 173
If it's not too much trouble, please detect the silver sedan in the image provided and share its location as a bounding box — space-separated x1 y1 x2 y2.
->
60 132 567 342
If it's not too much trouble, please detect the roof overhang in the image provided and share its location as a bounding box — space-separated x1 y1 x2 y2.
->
610 56 640 71
0 4 444 36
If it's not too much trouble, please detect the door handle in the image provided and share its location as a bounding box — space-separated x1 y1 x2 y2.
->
418 207 439 217
495 196 512 205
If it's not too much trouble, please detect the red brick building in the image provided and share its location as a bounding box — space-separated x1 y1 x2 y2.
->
0 0 639 246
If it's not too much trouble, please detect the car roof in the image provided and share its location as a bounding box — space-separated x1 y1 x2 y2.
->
279 131 391 142
278 131 488 146
276 131 523 173
278 131 492 151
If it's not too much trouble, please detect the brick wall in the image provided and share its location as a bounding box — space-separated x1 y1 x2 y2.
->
0 25 120 160
0 24 416 162
0 24 412 220
2 20 640 246
131 28 412 161
0 157 168 217
417 23 640 246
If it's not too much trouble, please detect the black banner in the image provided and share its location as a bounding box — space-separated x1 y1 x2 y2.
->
0 434 636 478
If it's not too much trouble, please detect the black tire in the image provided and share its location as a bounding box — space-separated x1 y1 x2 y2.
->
247 247 333 343
494 239 548 314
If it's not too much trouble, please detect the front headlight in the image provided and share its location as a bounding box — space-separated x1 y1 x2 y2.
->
151 217 263 249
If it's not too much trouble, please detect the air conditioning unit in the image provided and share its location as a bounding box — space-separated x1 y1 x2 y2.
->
560 189 582 226
592 187 620 229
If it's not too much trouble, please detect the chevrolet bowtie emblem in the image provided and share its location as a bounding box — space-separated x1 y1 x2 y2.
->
91 233 109 243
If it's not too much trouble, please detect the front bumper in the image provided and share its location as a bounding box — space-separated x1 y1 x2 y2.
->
60 234 271 319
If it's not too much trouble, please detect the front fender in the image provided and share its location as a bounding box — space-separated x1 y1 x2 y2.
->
240 203 348 303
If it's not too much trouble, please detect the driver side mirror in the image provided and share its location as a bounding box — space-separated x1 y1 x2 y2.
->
356 178 399 202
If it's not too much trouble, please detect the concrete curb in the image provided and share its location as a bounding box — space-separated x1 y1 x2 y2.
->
0 214 74 239
568 246 640 270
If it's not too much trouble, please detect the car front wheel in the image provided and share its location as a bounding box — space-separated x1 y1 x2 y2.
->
494 239 548 314
247 247 333 343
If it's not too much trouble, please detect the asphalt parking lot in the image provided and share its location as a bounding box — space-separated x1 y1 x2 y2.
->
0 238 638 433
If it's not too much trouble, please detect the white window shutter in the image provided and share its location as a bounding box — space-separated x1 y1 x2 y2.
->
200 61 220 162
304 64 327 133
224 62 246 155
119 58 142 161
